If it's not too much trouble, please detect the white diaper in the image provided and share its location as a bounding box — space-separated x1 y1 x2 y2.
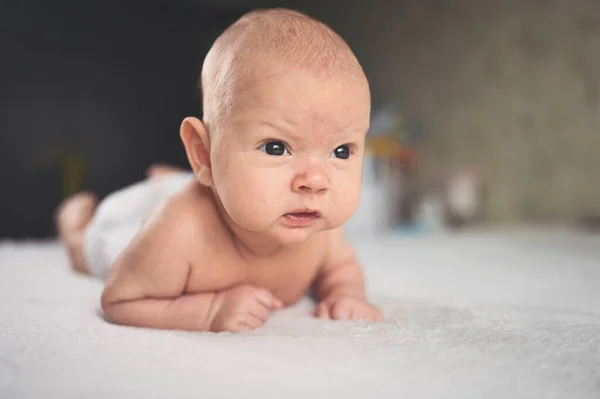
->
83 172 194 279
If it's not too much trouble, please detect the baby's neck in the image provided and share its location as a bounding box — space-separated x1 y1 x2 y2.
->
231 231 289 259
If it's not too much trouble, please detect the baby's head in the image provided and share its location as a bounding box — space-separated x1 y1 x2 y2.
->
181 8 370 246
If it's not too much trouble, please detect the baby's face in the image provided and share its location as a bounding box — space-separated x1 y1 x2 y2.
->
210 68 370 245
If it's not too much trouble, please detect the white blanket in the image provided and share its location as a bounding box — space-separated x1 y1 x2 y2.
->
1 229 599 398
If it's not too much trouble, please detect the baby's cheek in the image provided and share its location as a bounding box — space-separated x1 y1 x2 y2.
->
333 177 361 219
348 182 362 213
228 172 288 224
250 177 287 211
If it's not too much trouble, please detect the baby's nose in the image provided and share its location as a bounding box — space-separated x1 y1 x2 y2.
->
292 166 329 194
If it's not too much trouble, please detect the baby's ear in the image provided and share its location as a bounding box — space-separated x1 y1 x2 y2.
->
180 117 213 187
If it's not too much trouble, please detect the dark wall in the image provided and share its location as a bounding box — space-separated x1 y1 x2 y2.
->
0 1 245 238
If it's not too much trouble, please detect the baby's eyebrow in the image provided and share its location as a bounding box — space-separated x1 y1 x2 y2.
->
250 118 306 142
339 120 370 134
261 119 296 133
261 119 368 141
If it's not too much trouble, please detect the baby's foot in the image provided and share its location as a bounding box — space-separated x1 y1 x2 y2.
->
146 163 186 179
55 192 98 274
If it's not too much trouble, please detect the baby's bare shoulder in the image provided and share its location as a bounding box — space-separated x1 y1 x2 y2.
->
103 183 221 301
135 185 204 243
137 182 224 257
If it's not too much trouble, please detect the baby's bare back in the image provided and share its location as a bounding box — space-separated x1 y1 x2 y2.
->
101 182 327 332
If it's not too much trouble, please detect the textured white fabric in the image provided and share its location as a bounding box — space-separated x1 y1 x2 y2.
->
1 229 599 398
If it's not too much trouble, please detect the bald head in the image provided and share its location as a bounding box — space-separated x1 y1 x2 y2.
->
200 8 366 132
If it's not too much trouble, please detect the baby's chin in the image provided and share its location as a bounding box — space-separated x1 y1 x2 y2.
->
271 228 318 246
268 218 341 246
234 213 345 246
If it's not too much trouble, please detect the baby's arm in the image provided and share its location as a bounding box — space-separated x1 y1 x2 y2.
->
312 228 382 321
100 207 220 332
313 228 366 301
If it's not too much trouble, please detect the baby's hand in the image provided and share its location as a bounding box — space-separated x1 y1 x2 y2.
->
210 284 283 333
315 295 383 322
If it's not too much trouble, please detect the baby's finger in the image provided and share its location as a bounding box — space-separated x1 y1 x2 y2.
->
331 303 351 320
253 288 276 309
352 309 368 321
315 302 330 319
248 303 270 321
239 314 263 330
362 307 377 321
361 311 374 322
272 297 284 309
374 308 384 322
364 307 383 322
223 318 253 333
235 320 257 332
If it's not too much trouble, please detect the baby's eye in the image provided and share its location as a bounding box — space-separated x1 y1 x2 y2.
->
259 141 289 156
330 145 351 159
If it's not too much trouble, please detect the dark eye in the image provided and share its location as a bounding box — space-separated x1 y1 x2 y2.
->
331 145 351 159
259 141 289 156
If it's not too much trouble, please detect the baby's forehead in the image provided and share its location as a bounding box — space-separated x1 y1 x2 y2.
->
230 46 359 90
236 66 368 117
228 95 369 145
201 8 368 133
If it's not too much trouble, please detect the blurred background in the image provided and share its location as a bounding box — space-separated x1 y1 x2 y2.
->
2 0 600 239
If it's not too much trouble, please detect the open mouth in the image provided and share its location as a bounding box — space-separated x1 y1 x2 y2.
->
283 210 321 227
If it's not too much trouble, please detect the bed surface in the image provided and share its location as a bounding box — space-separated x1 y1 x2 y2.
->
1 228 599 398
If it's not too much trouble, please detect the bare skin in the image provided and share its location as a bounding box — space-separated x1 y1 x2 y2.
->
145 163 187 179
58 172 380 333
56 192 98 275
56 9 383 333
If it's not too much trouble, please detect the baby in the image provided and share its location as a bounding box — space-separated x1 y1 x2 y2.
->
56 8 383 333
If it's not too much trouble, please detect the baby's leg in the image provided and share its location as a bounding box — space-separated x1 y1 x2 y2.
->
55 192 98 275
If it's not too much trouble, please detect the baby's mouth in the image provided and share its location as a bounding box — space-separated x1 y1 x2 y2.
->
282 210 321 227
